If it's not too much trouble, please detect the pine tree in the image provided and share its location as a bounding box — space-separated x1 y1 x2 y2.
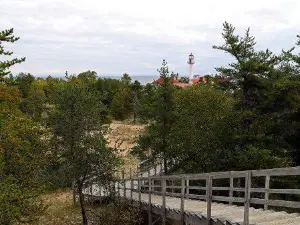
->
131 80 142 123
213 22 279 145
49 79 120 225
133 60 175 173
0 29 25 80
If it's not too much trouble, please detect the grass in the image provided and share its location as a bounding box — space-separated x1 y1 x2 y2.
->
32 190 143 225
33 190 82 225
32 121 145 224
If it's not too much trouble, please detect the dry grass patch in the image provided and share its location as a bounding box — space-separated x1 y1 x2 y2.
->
32 190 143 225
33 190 82 225
106 121 145 174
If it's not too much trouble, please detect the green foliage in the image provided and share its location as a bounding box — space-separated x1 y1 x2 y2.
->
138 83 157 121
20 79 47 122
0 29 26 79
78 70 97 83
131 80 143 123
110 88 133 120
213 22 278 101
95 78 127 111
0 84 46 224
168 86 237 173
133 60 176 171
134 23 299 175
0 28 45 224
121 73 132 85
15 73 35 98
178 76 189 83
48 78 121 224
91 202 143 225
213 22 286 152
230 146 290 171
2 23 300 224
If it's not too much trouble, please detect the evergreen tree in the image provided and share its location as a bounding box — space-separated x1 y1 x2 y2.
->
121 73 132 85
131 80 142 123
15 73 35 98
213 22 279 147
179 76 189 83
0 28 45 224
168 86 237 173
48 80 120 225
0 29 25 81
133 60 175 173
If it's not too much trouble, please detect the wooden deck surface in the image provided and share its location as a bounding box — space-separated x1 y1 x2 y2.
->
118 190 300 225
83 166 300 225
83 186 300 225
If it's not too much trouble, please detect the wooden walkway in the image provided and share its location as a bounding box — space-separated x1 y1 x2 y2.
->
83 166 300 225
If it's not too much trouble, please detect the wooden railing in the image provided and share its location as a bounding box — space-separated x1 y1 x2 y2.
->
117 166 300 225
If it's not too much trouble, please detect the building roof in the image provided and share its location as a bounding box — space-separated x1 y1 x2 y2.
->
191 77 207 84
152 75 229 88
152 77 182 85
174 82 193 88
152 76 204 88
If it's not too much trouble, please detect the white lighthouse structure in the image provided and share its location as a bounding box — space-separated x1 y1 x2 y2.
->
187 53 195 83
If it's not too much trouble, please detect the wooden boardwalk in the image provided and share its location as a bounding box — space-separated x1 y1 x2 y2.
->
83 166 300 225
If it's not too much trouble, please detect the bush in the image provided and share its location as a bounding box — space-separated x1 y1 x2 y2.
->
88 202 143 225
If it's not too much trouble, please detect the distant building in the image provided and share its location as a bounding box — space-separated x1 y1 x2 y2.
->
152 53 231 88
152 74 230 88
152 75 202 88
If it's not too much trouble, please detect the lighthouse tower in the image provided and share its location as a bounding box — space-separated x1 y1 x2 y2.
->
187 53 195 83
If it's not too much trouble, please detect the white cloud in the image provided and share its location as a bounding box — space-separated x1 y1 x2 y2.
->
1 0 300 76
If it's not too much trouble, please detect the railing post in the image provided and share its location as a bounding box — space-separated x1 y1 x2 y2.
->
118 172 120 198
229 172 233 205
138 178 141 207
90 184 93 205
72 181 76 205
148 169 152 225
206 175 212 225
99 185 102 203
162 178 167 225
186 179 190 198
122 170 126 199
171 180 174 193
180 176 185 225
264 175 270 210
130 168 133 203
244 171 251 225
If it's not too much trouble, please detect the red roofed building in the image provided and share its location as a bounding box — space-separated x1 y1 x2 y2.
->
152 75 207 88
191 75 207 84
152 77 193 88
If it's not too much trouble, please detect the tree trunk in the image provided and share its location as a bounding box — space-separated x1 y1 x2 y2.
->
163 154 168 174
77 183 88 225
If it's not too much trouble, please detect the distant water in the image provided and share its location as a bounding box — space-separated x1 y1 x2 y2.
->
38 74 159 85
102 75 159 85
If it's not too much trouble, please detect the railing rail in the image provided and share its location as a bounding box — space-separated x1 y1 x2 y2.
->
117 166 300 225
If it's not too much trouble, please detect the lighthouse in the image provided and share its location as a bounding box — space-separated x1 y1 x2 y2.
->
187 53 195 83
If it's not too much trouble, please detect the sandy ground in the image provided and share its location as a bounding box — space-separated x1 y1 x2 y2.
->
105 121 145 175
105 121 145 155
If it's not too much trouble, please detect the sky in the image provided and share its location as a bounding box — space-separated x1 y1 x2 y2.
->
1 0 300 77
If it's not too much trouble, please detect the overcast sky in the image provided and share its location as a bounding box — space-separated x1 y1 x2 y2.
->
1 0 300 77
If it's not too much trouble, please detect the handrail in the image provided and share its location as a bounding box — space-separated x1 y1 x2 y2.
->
117 166 300 225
